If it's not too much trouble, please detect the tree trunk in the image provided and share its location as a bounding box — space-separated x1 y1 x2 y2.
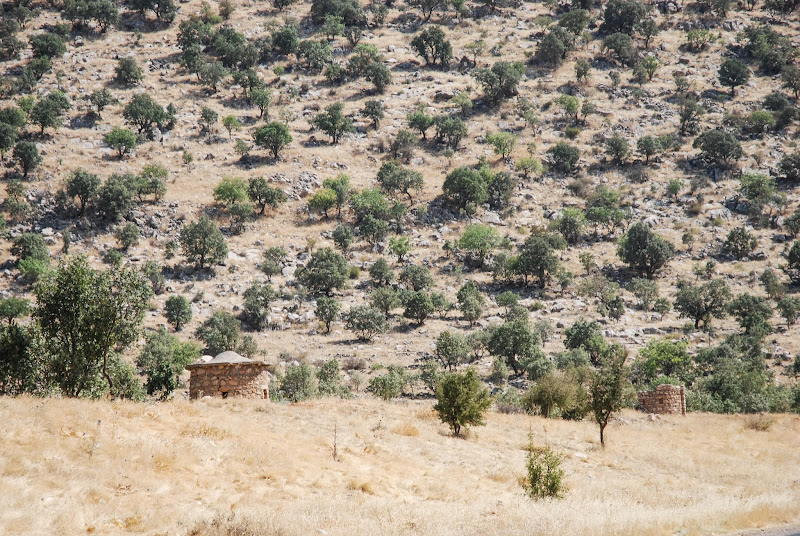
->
102 349 114 398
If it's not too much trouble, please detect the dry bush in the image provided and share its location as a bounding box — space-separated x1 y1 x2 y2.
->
744 415 776 432
566 175 593 198
346 480 375 494
342 356 368 370
391 421 420 436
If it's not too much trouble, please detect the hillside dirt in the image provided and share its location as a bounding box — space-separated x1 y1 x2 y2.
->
1 0 798 379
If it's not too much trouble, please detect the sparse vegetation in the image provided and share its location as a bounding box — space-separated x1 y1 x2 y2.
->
0 0 799 531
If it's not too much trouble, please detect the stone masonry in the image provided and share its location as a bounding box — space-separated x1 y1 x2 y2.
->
186 351 271 400
637 384 686 415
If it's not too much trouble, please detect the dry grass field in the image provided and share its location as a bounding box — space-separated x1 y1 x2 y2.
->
2 395 800 536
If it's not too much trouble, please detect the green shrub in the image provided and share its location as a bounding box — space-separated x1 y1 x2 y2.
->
194 311 241 355
280 363 318 402
693 129 743 166
718 58 750 97
602 33 635 66
18 257 50 281
242 282 277 330
296 248 349 295
165 295 192 331
489 355 510 384
13 141 42 178
367 365 407 400
344 305 387 341
723 227 756 259
315 296 340 333
435 330 470 370
104 127 137 159
472 61 525 102
627 278 659 310
136 328 200 399
11 232 49 264
631 338 691 386
115 57 143 86
605 134 629 165
523 441 566 500
547 143 580 173
433 368 491 436
115 222 140 250
29 33 66 59
617 221 674 277
317 359 350 398
522 372 583 418
180 217 228 270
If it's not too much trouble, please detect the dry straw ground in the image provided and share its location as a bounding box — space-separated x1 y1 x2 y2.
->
2 396 799 536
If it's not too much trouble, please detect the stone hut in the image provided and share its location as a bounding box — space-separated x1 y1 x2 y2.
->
186 351 271 400
637 384 686 415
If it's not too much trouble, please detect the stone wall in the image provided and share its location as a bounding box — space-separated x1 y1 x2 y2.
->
188 363 271 400
637 384 686 415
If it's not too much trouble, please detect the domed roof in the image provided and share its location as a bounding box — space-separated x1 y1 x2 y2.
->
208 351 252 364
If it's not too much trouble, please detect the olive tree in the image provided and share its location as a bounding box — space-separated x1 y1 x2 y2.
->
617 221 674 278
472 62 525 102
674 279 731 330
35 257 152 397
179 217 229 269
253 122 292 159
718 58 750 97
104 127 138 159
344 305 388 341
693 129 743 166
165 295 192 331
433 368 491 436
312 102 354 144
296 247 349 295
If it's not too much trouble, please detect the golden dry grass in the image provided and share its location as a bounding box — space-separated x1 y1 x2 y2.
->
2 396 800 536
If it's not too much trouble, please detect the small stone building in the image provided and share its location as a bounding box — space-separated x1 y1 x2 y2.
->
186 351 270 400
637 384 686 415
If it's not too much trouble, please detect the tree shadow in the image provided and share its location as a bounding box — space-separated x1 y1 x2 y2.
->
69 113 98 129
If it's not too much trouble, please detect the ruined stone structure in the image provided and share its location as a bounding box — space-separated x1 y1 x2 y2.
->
186 351 270 400
637 384 686 415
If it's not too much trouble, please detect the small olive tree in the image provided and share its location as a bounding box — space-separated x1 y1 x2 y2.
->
434 368 491 436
